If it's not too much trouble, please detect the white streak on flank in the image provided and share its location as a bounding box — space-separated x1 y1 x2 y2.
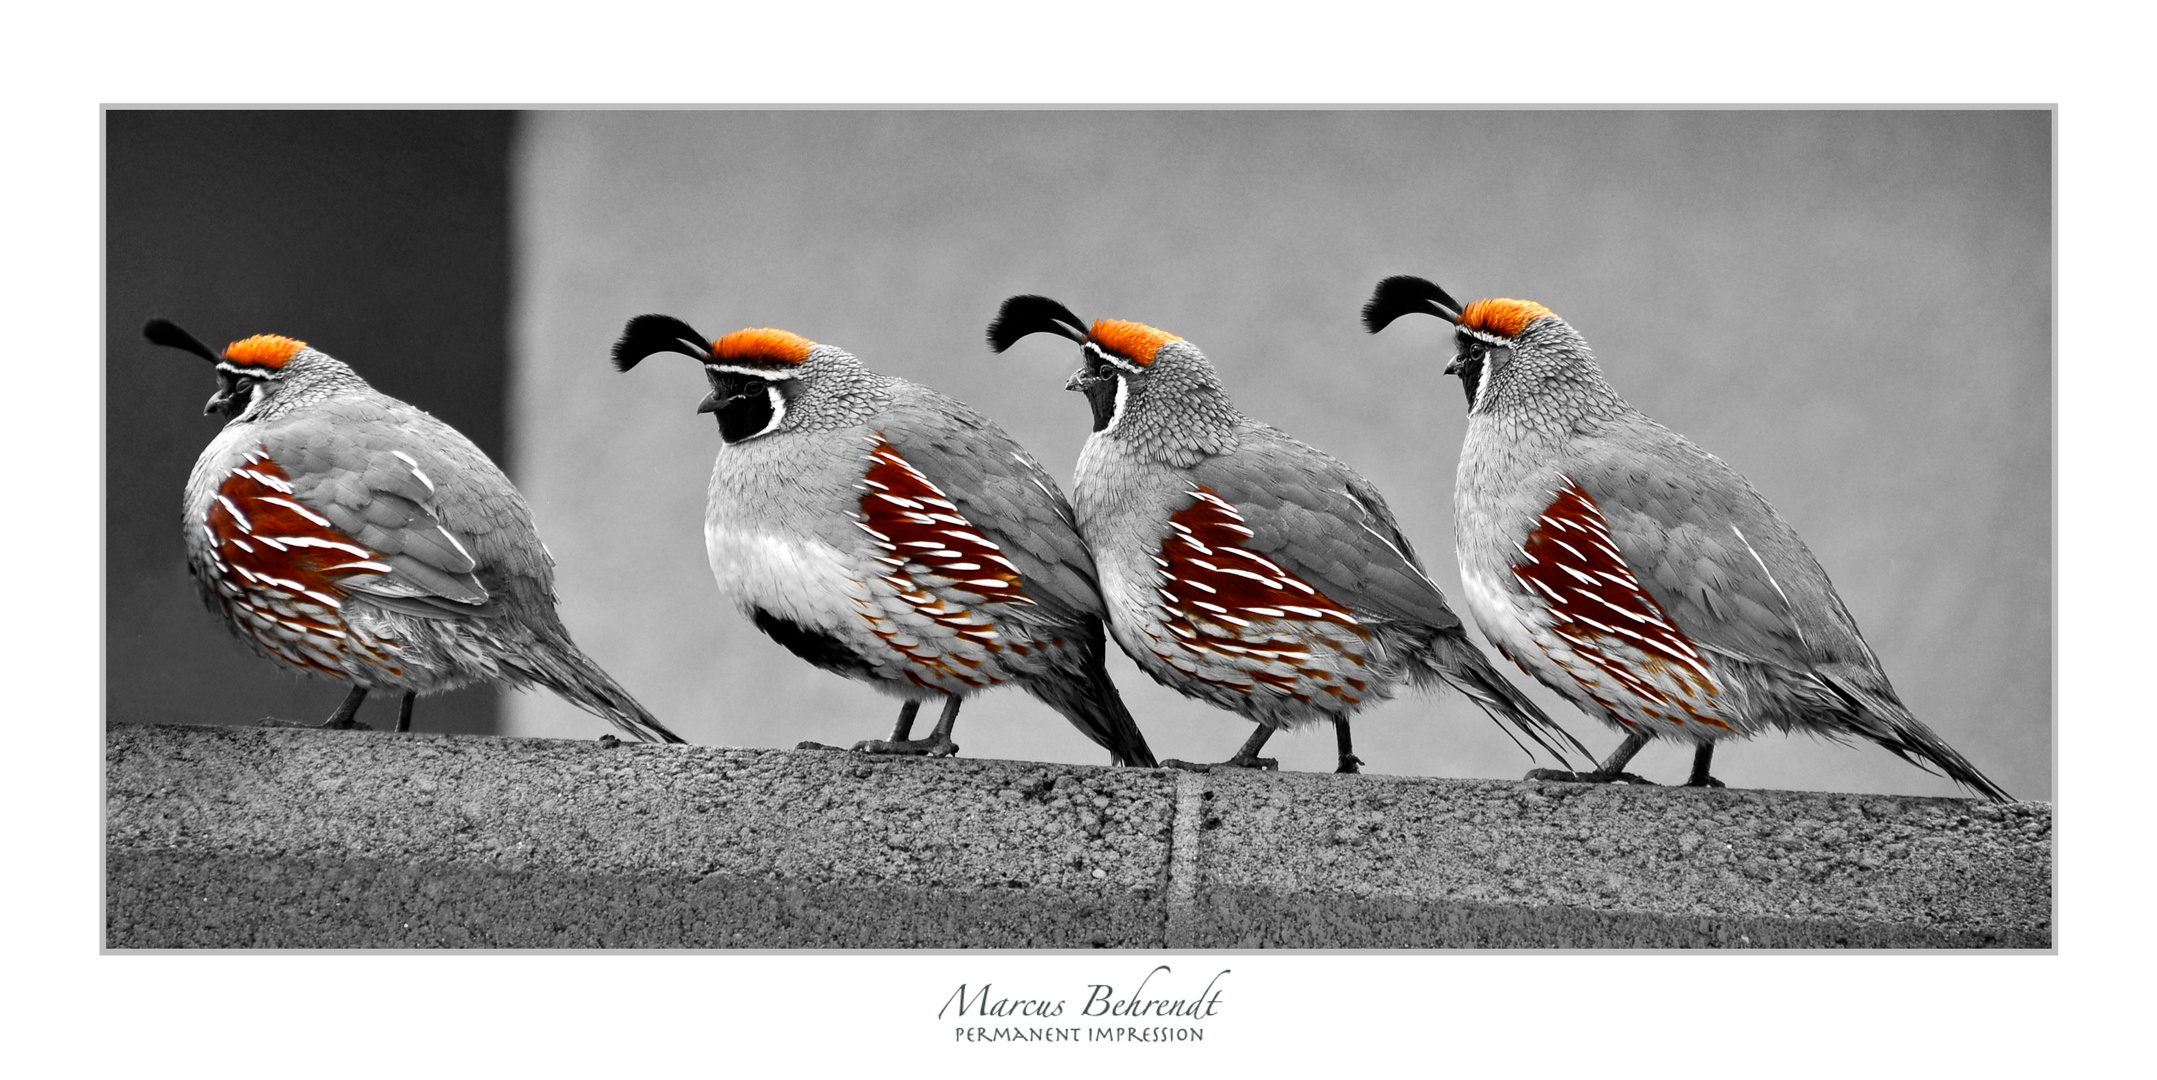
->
254 535 289 552
855 522 892 542
966 578 1012 589
1191 600 1229 615
1211 612 1252 628
1279 605 1327 619
391 451 436 494
926 550 963 559
1180 535 1213 555
1549 536 1586 563
928 513 969 527
1157 587 1181 604
1189 558 1220 572
1150 554 1170 568
944 562 980 572
875 493 926 510
216 495 252 533
1167 623 1197 640
1278 575 1316 596
229 537 255 553
326 560 396 574
862 479 889 491
1731 524 1800 636
919 496 958 512
239 468 293 493
1540 514 1567 532
904 540 944 549
1216 567 1283 589
902 511 936 525
1519 571 1568 605
1244 606 1287 619
1183 578 1217 594
1556 563 1599 587
1515 542 1536 564
983 554 1022 573
274 536 372 558
1219 547 1288 577
233 565 260 583
941 529 998 550
258 496 331 527
436 527 476 567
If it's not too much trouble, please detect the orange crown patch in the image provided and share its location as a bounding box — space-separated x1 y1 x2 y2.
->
1458 299 1554 340
222 334 307 370
1087 319 1182 366
712 328 815 366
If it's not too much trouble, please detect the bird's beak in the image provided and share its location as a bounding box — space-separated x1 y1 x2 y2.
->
696 390 724 414
1443 354 1464 376
1065 368 1088 393
204 389 236 416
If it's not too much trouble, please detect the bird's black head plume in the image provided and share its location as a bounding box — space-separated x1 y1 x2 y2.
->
1361 276 1464 334
143 318 224 364
987 294 1089 353
612 314 713 371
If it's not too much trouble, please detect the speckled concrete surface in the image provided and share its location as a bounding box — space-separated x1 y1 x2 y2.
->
1187 771 2050 947
105 723 2051 948
106 723 1173 947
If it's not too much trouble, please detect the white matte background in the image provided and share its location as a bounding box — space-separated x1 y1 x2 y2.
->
507 110 2050 800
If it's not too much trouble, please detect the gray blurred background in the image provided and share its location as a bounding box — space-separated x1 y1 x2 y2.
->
109 110 2051 800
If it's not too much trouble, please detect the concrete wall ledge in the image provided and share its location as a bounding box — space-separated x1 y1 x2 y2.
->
105 722 2052 949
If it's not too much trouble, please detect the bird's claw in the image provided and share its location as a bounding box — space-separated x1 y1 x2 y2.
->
1164 756 1279 773
1336 754 1365 775
1684 775 1727 789
852 736 959 758
1525 768 1658 786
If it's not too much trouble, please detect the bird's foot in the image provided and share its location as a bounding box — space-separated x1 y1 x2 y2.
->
1524 768 1658 786
852 735 960 758
1162 756 1280 773
795 741 848 752
597 734 623 749
1684 775 1726 789
1336 754 1365 775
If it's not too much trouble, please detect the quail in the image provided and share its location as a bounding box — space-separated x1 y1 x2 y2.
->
146 319 683 743
987 295 1586 775
611 315 1157 767
1362 276 2009 800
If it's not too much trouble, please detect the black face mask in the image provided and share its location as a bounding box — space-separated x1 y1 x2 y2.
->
700 372 780 443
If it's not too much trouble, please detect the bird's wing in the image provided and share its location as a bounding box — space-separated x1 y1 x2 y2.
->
250 400 541 619
1565 428 1863 672
862 390 1108 628
1181 422 1462 632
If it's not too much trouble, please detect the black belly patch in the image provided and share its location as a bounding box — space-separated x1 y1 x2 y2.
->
752 609 877 679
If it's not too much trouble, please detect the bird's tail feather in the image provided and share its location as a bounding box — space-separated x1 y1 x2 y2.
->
524 640 686 745
1827 675 2009 802
1029 639 1158 768
1422 637 1591 767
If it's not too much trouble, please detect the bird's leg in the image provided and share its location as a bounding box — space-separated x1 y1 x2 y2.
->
888 699 922 743
1333 716 1364 775
319 686 371 731
1526 729 1656 785
1685 743 1725 788
396 691 417 734
1165 725 1280 772
801 699 923 753
853 696 962 758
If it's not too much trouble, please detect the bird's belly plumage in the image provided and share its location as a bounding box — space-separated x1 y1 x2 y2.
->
1089 483 1382 730
704 444 1039 699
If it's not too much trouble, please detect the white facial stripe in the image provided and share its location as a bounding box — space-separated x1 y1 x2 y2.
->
1470 346 1504 413
1084 342 1143 374
750 384 788 439
706 364 803 380
1100 371 1131 435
